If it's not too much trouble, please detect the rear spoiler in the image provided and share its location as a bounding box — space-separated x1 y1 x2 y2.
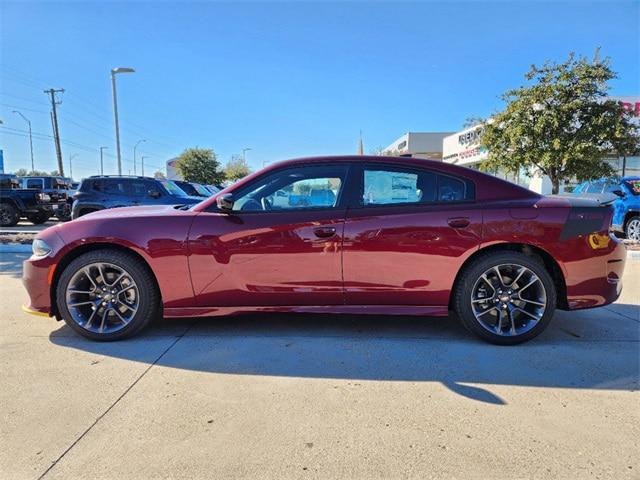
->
550 192 618 207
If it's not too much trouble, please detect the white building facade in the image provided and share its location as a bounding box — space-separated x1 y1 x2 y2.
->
384 132 454 160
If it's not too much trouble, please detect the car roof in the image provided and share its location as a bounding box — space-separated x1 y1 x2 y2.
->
192 155 541 212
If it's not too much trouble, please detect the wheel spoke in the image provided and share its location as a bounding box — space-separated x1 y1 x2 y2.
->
480 274 496 293
84 268 97 289
112 307 130 325
493 266 505 287
509 267 526 288
518 297 546 307
68 300 95 308
84 306 99 329
98 308 109 333
507 307 516 335
68 289 93 295
476 306 497 317
513 307 540 321
519 276 539 293
495 308 504 333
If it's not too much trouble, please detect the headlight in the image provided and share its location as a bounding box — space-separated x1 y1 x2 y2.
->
32 239 52 257
36 193 51 202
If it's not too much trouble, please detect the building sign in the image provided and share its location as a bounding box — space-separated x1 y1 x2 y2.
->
443 125 488 166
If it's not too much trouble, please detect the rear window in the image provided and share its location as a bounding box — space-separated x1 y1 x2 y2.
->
25 179 43 189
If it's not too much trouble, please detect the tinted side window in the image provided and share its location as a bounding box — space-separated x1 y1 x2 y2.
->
362 167 471 206
26 179 43 189
103 179 129 195
231 165 348 212
129 181 148 196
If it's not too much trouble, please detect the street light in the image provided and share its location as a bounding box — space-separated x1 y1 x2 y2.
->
69 153 78 179
141 155 149 176
99 146 108 175
242 147 252 162
133 139 146 175
110 67 135 176
12 110 35 172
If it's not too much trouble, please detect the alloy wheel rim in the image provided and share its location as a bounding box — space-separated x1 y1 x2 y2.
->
65 262 139 334
628 219 640 241
470 263 547 337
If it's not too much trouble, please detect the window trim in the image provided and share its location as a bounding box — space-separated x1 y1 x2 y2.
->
348 162 476 210
207 163 353 214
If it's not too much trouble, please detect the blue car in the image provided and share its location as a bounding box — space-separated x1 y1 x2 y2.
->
573 176 640 240
71 176 203 219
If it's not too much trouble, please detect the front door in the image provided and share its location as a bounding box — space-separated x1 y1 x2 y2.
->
188 164 350 307
342 164 482 306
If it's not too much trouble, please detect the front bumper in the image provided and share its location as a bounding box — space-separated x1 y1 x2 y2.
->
22 253 56 316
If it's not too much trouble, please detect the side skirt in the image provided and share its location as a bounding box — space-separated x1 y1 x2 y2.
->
163 305 450 318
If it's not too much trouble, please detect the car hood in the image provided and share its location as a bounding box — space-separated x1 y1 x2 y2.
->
75 204 191 221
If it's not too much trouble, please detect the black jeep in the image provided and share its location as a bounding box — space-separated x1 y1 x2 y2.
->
20 176 73 221
0 174 54 226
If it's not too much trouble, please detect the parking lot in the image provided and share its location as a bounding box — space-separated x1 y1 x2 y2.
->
0 250 638 479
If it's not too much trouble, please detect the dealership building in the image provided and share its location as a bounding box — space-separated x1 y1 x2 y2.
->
386 96 639 195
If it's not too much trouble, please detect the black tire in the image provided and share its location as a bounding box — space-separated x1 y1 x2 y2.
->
26 211 50 225
0 203 20 227
453 251 557 345
625 215 640 241
56 249 160 341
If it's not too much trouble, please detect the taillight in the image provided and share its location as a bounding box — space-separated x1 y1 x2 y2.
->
36 192 51 202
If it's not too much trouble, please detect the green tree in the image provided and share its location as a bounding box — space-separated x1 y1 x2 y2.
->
175 148 224 184
224 155 251 182
480 52 640 194
153 170 166 179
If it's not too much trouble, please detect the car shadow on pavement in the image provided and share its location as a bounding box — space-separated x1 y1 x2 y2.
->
48 308 640 405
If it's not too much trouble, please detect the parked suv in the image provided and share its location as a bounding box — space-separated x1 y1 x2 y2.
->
0 174 54 226
573 176 640 240
20 176 73 221
71 176 204 219
173 180 212 197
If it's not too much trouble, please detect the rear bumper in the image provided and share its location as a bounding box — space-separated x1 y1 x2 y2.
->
563 236 626 310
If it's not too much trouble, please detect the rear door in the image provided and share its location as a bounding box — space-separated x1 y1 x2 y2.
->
343 164 482 307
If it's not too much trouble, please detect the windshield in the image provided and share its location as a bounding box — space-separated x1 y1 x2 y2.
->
193 183 211 196
624 179 640 196
160 180 190 197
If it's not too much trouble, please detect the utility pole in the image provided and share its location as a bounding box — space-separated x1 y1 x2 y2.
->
110 67 135 176
141 155 148 176
44 88 65 176
69 154 78 179
99 146 108 175
133 139 145 175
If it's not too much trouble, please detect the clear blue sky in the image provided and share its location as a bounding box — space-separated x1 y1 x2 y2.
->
1 1 638 179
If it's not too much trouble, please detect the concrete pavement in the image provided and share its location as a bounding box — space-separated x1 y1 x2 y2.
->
1 251 638 479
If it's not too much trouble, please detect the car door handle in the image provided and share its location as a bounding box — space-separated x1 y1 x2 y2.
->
447 217 470 228
313 227 337 238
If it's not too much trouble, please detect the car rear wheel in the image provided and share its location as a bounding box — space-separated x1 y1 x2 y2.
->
625 216 640 241
56 249 160 341
0 203 20 227
453 251 556 345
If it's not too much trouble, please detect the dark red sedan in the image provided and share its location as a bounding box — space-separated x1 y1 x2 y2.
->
22 156 626 344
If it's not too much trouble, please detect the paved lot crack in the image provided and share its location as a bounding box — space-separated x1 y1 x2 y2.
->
36 324 193 480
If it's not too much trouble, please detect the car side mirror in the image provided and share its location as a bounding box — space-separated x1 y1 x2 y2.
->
216 194 234 212
148 190 161 199
611 189 625 198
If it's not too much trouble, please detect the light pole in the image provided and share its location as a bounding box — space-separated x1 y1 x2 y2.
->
110 67 135 176
133 139 146 175
69 153 78 179
99 146 108 175
12 110 35 172
141 155 148 176
242 147 252 162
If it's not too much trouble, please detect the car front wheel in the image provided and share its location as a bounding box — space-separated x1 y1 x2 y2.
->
0 203 20 226
56 249 160 341
453 251 556 345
